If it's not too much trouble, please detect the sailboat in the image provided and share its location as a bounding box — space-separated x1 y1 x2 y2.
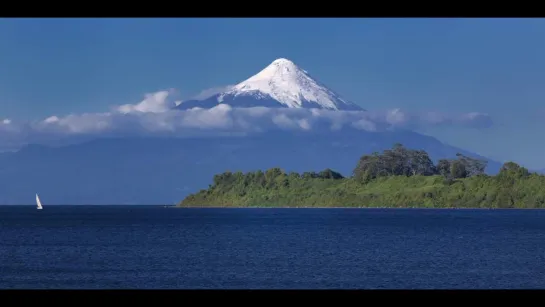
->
36 193 43 210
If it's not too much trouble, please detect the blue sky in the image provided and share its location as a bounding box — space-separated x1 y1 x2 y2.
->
1 18 545 168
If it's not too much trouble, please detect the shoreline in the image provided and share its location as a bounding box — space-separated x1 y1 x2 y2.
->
174 206 544 210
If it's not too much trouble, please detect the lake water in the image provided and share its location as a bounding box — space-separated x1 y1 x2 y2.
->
1 206 545 289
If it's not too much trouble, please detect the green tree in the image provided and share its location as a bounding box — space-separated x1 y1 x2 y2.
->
450 160 467 179
436 159 451 177
455 153 488 177
318 168 344 179
499 161 530 178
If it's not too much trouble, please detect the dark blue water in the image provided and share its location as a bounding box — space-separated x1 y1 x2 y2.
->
1 206 545 289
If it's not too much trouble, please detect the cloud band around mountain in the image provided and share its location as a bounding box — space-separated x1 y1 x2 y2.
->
0 89 493 151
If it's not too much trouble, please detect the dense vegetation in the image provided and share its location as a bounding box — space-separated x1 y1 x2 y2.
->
178 143 545 208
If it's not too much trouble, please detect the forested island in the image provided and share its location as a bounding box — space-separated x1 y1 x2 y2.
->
178 143 545 209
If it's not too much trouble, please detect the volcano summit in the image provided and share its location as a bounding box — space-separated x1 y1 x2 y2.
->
176 58 363 111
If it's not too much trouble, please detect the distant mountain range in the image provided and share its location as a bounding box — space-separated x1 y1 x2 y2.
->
0 130 502 205
0 58 507 205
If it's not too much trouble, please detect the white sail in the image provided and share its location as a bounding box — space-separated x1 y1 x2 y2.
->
36 193 43 210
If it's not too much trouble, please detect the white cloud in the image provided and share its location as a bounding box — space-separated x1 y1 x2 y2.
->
116 89 180 114
0 89 493 151
44 116 59 124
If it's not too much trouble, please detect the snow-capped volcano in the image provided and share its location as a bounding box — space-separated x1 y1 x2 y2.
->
176 58 363 111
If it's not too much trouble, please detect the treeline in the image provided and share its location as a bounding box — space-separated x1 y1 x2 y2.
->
352 143 488 184
211 167 344 188
179 143 545 208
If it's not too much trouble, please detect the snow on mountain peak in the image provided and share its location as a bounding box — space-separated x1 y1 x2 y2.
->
219 58 363 111
271 57 296 66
